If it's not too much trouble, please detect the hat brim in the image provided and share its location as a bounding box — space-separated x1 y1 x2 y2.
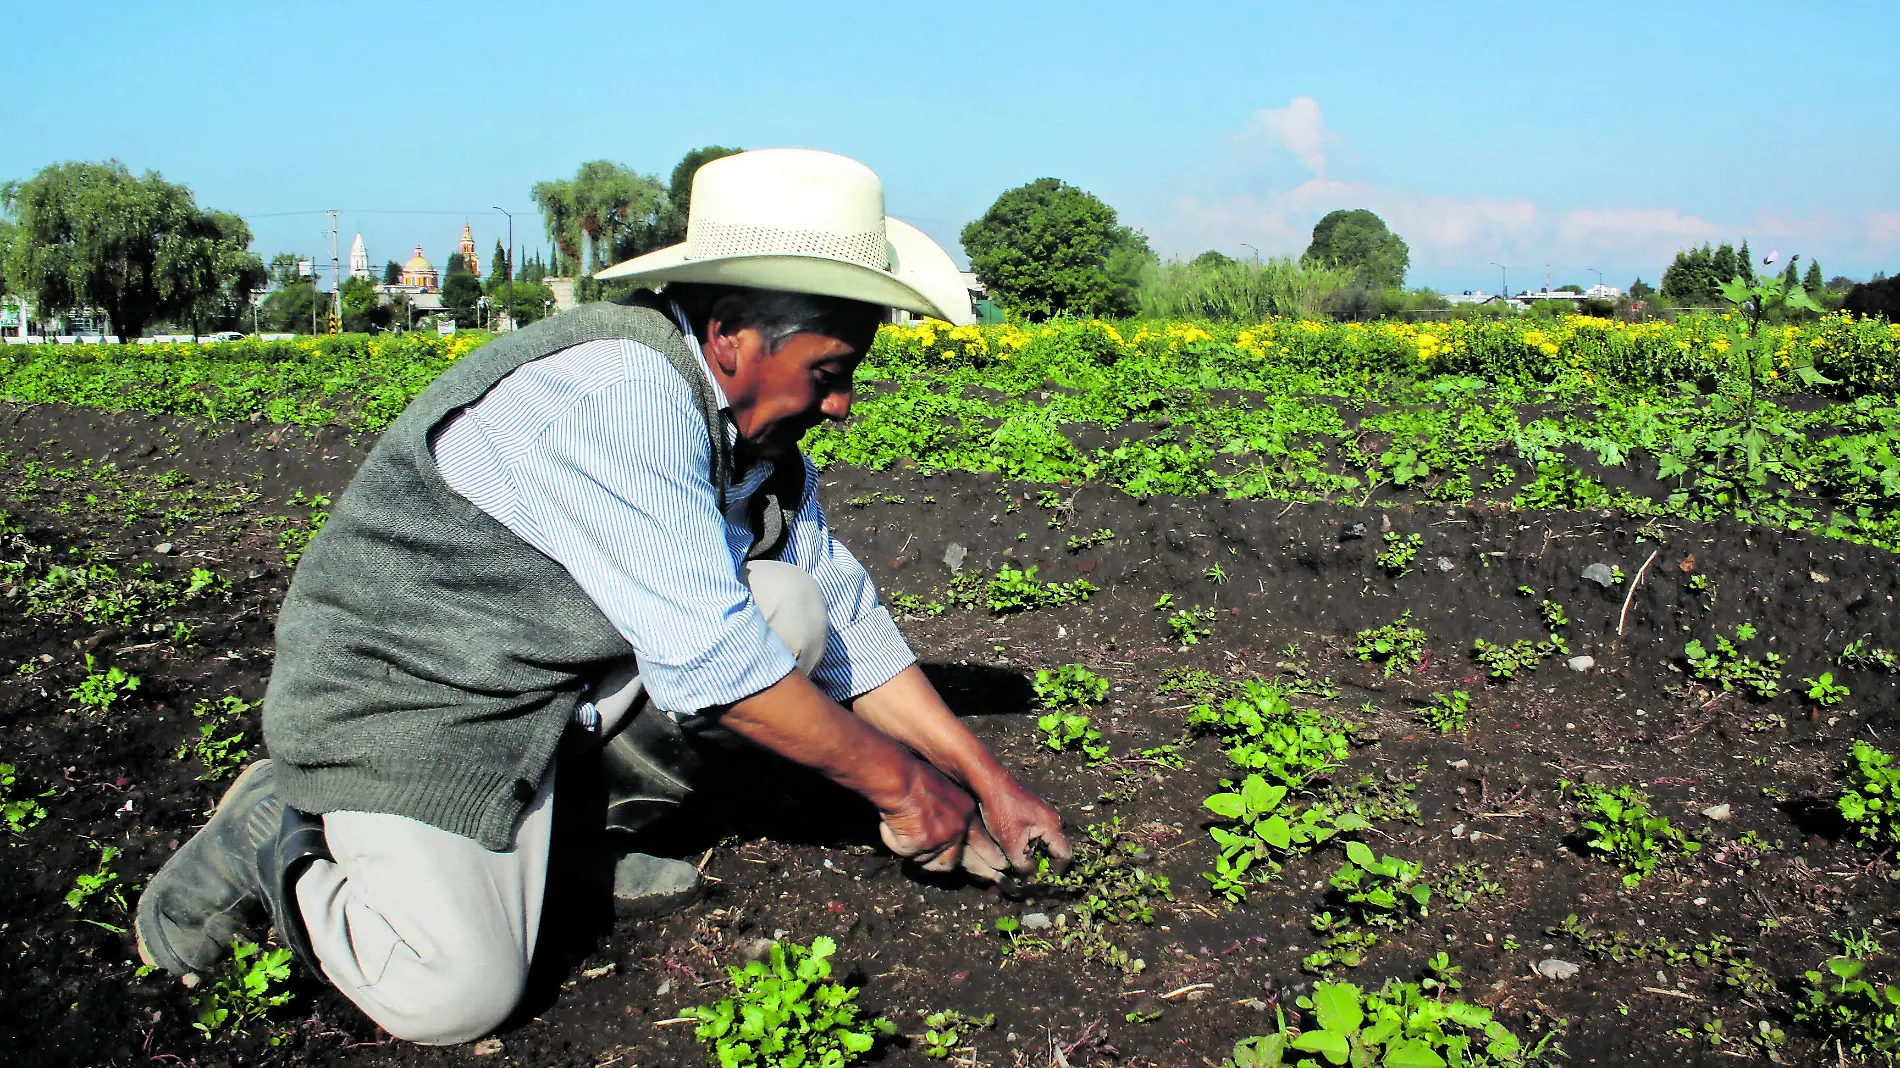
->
594 217 975 326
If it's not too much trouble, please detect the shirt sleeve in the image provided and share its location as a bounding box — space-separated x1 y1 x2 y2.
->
777 456 918 700
496 374 799 715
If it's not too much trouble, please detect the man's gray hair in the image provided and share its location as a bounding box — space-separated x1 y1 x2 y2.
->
666 283 886 353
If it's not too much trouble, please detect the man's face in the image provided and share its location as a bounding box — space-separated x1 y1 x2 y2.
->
713 325 865 460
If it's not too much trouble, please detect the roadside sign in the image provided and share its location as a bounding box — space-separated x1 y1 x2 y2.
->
436 319 456 336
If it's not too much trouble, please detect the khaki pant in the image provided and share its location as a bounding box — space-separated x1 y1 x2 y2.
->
293 561 829 1044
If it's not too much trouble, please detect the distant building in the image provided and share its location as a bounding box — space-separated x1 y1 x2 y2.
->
458 222 481 278
1584 283 1623 300
348 234 371 280
399 246 439 292
1444 290 1495 305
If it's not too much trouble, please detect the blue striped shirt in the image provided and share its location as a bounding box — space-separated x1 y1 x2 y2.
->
429 303 915 720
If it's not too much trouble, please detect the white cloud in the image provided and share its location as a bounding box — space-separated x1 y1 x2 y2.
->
1865 212 1900 245
1236 96 1332 175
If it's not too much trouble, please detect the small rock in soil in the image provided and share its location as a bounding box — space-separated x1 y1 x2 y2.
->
1021 912 1053 930
1434 556 1454 572
1568 655 1596 671
1582 562 1617 588
742 937 776 962
942 542 967 574
656 979 671 996
1340 522 1367 540
1702 803 1732 821
472 1038 504 1056
1535 959 1580 980
153 542 173 554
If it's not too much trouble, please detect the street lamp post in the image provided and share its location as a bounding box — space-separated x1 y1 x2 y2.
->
1588 268 1603 291
1490 262 1508 302
1239 243 1259 263
492 205 514 331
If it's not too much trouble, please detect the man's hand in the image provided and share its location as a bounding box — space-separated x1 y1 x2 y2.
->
975 776 1072 875
875 759 980 873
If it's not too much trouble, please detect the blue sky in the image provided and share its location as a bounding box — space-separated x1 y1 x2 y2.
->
7 1 1896 294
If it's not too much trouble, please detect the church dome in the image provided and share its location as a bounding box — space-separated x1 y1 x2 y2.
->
405 247 435 272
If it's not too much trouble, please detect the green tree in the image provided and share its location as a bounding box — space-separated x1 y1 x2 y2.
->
338 275 384 332
442 253 482 327
485 276 556 325
656 145 743 247
1804 259 1824 294
1 160 262 339
1737 240 1755 283
1663 244 1720 303
530 161 665 276
1712 243 1739 285
259 281 323 333
1629 277 1656 299
489 239 510 287
383 260 402 285
961 177 1151 320
1300 209 1409 290
1190 249 1236 269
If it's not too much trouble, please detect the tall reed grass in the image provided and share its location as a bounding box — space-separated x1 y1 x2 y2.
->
1136 256 1351 322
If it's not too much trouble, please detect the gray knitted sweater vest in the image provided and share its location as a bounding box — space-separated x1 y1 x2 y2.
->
264 298 803 849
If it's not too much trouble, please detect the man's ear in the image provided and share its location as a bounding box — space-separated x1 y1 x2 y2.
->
703 318 744 377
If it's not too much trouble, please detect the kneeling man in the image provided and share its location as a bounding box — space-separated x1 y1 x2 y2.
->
136 149 1069 1045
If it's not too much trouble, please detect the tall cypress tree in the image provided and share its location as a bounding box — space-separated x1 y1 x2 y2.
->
1803 260 1823 294
1737 240 1755 283
1713 243 1738 284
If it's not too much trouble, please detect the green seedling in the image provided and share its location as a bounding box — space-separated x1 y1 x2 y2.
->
984 566 1095 614
1037 710 1107 763
1205 561 1229 584
2 763 51 834
190 938 295 1039
1683 622 1784 698
1203 774 1367 902
177 696 255 781
1567 781 1699 887
687 936 893 1068
1796 956 1900 1064
1538 599 1569 629
65 843 128 931
1065 528 1114 552
1472 633 1567 681
1839 635 1899 673
1417 690 1470 733
1033 664 1108 708
920 1009 994 1059
69 654 140 716
1190 681 1352 786
1839 740 1900 848
1226 978 1552 1068
1354 612 1427 678
1167 605 1216 646
1804 672 1850 707
1375 531 1422 576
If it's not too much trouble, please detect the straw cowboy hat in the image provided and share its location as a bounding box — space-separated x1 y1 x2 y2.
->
595 148 975 326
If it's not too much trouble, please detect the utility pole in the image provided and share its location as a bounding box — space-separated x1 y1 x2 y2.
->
1490 262 1507 301
492 206 514 330
326 211 342 334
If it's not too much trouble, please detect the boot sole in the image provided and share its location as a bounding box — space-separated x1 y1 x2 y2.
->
135 760 275 973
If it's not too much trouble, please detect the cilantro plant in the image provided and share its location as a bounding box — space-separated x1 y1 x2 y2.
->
687 936 892 1068
1374 531 1422 576
190 939 295 1039
1567 781 1699 887
1839 635 1898 673
1416 690 1470 734
1033 664 1108 708
1683 623 1784 697
920 1009 994 1059
1803 672 1850 707
1354 612 1427 678
1 762 50 834
1795 956 1900 1064
984 565 1095 614
1839 741 1900 848
1227 978 1552 1068
69 654 140 716
177 696 254 781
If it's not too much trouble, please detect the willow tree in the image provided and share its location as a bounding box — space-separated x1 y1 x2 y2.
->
531 161 664 276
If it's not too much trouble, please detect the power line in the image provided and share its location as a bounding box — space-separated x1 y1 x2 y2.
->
242 208 527 219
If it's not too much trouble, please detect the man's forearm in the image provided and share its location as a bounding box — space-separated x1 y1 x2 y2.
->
846 664 1013 794
714 668 920 807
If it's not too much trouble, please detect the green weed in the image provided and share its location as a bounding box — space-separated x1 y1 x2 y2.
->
1226 977 1554 1067
1566 781 1700 887
177 696 255 781
1065 527 1114 552
920 1009 994 1059
1417 690 1470 733
1033 664 1108 708
189 939 295 1040
687 936 892 1068
1840 740 1900 848
1471 634 1566 681
1804 672 1851 707
1374 531 1421 576
1796 956 1900 1064
1840 635 1899 673
984 565 1095 614
1353 612 1427 678
69 654 140 716
1 762 51 834
65 843 128 932
1683 623 1784 697
1166 605 1216 646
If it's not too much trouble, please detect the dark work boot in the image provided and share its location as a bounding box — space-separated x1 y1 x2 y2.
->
600 706 701 836
135 759 332 978
598 707 704 915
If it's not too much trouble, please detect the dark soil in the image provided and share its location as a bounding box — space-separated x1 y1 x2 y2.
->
4 401 1900 1068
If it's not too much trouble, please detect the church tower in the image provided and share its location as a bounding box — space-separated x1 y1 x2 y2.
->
348 233 370 280
458 221 481 278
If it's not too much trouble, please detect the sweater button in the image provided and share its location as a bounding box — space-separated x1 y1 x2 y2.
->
513 778 537 801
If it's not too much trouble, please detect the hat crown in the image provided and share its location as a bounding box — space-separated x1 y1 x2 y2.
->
684 149 890 270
